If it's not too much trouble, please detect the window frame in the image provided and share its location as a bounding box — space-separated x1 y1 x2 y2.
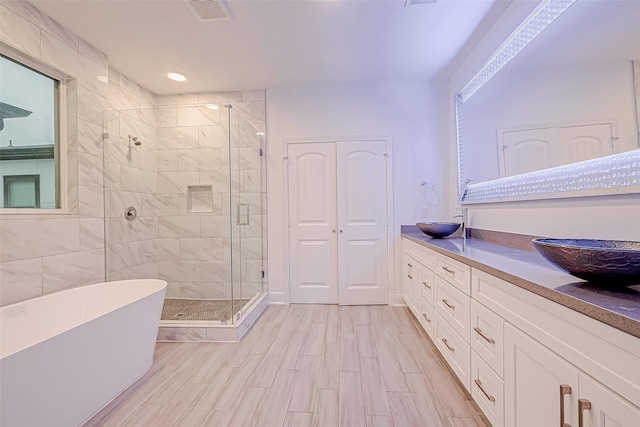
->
0 42 74 215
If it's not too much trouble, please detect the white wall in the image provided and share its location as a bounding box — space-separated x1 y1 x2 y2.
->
266 81 449 304
447 1 640 242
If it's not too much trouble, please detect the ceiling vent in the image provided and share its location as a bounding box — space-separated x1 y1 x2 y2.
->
185 0 231 21
404 0 437 6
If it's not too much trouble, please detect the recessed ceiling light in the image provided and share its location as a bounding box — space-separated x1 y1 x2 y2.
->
256 132 265 136
167 72 186 82
207 104 219 110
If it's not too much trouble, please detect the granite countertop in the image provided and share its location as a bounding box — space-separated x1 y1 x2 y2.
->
401 225 640 339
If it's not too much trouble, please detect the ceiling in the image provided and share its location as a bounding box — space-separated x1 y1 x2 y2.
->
32 0 499 96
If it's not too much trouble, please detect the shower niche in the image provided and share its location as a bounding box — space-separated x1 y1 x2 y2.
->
187 185 214 213
103 90 267 341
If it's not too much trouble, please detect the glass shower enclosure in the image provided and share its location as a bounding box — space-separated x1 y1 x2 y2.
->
103 98 266 330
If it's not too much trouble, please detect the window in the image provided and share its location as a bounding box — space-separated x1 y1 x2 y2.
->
0 52 61 210
4 175 40 208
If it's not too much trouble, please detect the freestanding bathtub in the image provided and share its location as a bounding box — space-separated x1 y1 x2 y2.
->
0 279 166 427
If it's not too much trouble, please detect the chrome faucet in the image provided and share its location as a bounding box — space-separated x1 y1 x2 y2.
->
453 207 467 239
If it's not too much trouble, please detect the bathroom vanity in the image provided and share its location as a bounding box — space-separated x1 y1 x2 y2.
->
401 225 640 427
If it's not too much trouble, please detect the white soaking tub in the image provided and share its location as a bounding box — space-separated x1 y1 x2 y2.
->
0 279 167 427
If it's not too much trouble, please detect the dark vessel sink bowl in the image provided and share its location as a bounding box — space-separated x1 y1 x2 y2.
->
532 238 640 285
416 222 461 239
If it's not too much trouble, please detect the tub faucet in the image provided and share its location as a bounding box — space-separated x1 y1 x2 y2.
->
453 207 467 239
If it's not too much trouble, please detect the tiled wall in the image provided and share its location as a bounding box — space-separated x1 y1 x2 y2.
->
104 68 158 281
0 0 108 305
155 92 266 300
0 1 267 306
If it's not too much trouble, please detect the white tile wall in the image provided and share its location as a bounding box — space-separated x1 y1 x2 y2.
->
42 248 105 294
0 258 43 305
104 65 158 283
1 0 79 49
0 0 267 305
1 2 111 303
40 31 108 97
0 4 40 57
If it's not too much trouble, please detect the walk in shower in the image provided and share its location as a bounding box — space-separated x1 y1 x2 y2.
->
102 89 267 339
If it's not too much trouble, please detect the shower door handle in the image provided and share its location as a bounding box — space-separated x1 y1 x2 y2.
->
237 204 250 225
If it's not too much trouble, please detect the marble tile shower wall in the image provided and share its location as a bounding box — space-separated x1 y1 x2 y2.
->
104 68 158 281
0 0 108 305
155 92 266 300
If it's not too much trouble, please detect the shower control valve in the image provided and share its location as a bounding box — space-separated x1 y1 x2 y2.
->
124 206 137 221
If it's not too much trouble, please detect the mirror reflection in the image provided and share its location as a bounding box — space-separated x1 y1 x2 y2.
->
461 0 640 188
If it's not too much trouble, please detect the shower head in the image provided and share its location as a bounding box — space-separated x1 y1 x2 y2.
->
128 135 142 146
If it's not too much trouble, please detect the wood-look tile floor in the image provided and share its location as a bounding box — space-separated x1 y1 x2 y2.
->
86 305 489 427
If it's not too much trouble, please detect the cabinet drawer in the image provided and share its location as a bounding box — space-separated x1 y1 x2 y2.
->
435 312 471 391
404 239 437 269
436 255 471 295
435 275 471 343
471 350 504 427
421 268 434 305
471 300 504 377
420 297 435 339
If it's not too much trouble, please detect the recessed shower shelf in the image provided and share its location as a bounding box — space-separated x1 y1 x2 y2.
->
187 185 214 213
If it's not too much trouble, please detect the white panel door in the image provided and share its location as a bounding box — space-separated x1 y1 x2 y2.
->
500 128 558 177
559 123 613 164
336 140 388 305
288 143 338 304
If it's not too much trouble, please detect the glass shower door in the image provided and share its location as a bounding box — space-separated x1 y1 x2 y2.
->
228 106 265 322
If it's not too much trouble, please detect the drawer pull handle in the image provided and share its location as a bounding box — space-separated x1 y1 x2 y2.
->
422 313 431 323
560 384 572 427
422 281 431 289
473 327 495 344
408 263 413 268
578 399 591 427
474 379 496 403
442 299 455 310
408 275 413 280
441 266 455 274
441 338 455 352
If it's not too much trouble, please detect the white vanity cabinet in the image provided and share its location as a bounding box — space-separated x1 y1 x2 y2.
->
403 239 472 390
403 240 438 337
474 268 640 427
402 253 417 309
401 237 640 427
505 324 640 427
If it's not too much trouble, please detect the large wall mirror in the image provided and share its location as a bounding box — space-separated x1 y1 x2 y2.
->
457 0 640 203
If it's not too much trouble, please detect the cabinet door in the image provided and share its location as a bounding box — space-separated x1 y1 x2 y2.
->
505 324 579 427
578 373 640 427
413 263 425 314
403 254 414 306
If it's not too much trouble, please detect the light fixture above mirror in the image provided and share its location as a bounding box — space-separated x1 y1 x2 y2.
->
456 0 640 203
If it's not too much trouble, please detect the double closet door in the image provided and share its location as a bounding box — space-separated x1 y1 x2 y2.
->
287 139 389 305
